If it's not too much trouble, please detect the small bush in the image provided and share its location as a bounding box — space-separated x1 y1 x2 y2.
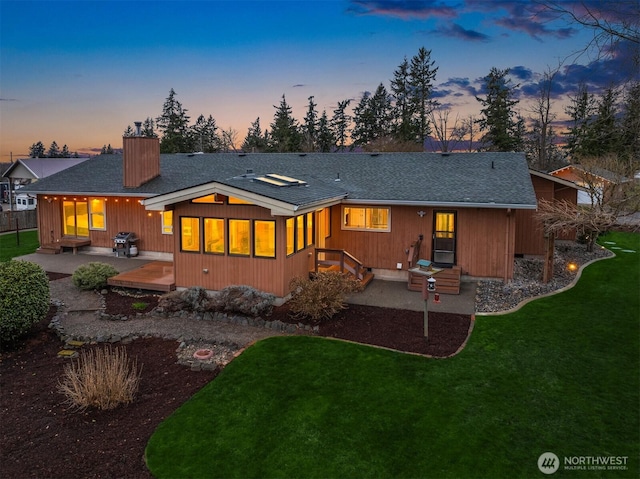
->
288 272 364 322
72 262 120 290
0 260 50 344
132 301 149 311
58 346 142 411
213 285 275 317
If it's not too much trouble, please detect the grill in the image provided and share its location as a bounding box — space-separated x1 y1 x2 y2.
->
113 232 138 257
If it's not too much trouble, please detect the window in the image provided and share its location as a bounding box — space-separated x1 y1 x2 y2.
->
162 211 173 235
62 200 89 237
433 211 456 266
254 220 275 258
306 213 314 247
192 194 223 204
296 215 305 251
342 206 390 232
286 217 295 256
89 198 106 230
204 218 225 254
229 219 250 255
180 217 200 252
228 196 254 205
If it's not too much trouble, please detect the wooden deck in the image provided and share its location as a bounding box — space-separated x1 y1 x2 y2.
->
38 238 91 255
107 261 175 292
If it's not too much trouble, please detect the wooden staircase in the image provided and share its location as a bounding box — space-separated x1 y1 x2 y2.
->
314 248 374 287
406 235 461 294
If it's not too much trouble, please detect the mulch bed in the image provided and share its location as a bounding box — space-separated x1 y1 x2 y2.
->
0 274 471 478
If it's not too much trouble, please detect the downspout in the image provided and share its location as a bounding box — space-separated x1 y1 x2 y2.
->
504 208 511 283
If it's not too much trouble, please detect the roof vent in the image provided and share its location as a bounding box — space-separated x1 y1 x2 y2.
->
335 173 341 182
370 153 379 157
299 153 307 157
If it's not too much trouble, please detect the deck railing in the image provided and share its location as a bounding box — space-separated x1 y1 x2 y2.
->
314 248 366 280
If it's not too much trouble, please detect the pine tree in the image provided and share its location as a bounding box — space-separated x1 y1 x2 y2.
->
587 86 621 157
408 47 439 147
620 82 640 163
123 125 135 137
476 67 521 151
302 96 318 152
370 83 393 140
331 99 351 152
269 95 301 152
156 88 192 153
29 141 46 158
390 57 415 142
142 117 157 137
242 117 268 152
61 144 71 158
563 83 596 160
351 91 374 147
47 141 60 158
316 111 335 152
190 114 220 152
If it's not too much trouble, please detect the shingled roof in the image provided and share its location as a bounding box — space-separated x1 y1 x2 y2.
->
21 151 537 213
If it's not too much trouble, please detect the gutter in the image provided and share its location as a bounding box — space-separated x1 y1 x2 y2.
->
341 198 538 210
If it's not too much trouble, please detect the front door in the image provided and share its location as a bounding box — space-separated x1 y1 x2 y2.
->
62 200 89 238
433 211 456 266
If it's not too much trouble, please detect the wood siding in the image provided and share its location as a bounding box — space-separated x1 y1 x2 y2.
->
515 175 578 256
326 204 514 279
122 137 160 187
35 194 173 254
172 201 313 298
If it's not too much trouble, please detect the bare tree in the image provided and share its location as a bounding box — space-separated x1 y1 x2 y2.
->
428 108 466 152
526 68 559 170
460 115 478 152
221 128 239 153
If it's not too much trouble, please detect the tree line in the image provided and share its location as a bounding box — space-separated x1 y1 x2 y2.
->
27 141 80 158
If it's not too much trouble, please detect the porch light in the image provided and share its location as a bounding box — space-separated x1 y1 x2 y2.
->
567 262 578 272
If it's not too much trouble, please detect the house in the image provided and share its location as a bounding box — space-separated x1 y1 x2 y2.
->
549 164 619 206
22 135 576 300
1 157 88 208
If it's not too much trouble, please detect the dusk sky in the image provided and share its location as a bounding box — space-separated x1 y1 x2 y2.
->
1 0 636 160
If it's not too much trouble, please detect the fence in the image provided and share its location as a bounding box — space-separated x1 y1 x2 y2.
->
0 209 38 232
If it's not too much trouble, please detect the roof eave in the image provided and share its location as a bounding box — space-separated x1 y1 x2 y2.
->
341 198 537 210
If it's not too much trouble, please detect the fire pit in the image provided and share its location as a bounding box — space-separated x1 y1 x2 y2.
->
193 349 214 360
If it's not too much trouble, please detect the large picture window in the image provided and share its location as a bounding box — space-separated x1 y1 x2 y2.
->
204 218 225 254
180 217 200 252
342 206 390 232
229 219 250 256
89 198 106 230
254 220 275 258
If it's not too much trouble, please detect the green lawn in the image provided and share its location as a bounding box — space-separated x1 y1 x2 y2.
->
146 232 639 478
0 229 39 262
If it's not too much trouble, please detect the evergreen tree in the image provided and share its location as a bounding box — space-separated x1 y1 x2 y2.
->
390 57 415 142
60 144 71 158
269 95 301 152
47 141 60 158
302 96 318 152
563 83 596 160
156 88 192 153
587 86 620 157
620 82 640 163
351 91 375 147
476 67 521 151
242 117 268 152
370 83 393 140
190 114 220 152
123 125 135 137
141 117 157 137
316 110 335 152
408 47 439 147
29 141 46 158
331 99 351 152
106 144 114 154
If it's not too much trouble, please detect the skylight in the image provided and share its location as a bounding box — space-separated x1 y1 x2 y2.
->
254 173 307 187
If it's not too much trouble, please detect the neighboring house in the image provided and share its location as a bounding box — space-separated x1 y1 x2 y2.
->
549 164 618 206
1 157 88 208
22 136 575 300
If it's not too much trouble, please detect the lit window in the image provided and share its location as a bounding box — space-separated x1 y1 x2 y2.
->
89 199 106 230
254 220 275 258
204 218 225 254
306 213 314 246
162 210 173 235
229 219 250 255
181 217 200 252
296 215 305 251
228 196 254 205
342 206 390 232
286 217 294 256
192 194 223 204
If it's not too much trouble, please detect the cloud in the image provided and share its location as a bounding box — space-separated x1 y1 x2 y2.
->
0 98 18 102
347 0 459 19
509 66 533 81
428 22 490 42
439 77 481 97
292 84 306 88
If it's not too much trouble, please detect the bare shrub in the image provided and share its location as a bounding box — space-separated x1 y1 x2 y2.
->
288 272 364 322
58 346 142 411
213 285 275 317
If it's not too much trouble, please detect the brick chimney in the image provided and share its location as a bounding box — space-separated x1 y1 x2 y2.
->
122 123 160 187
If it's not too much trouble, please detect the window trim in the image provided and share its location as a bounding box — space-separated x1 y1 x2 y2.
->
88 198 106 231
228 218 251 256
180 216 201 253
253 219 276 259
341 206 391 232
203 217 225 255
